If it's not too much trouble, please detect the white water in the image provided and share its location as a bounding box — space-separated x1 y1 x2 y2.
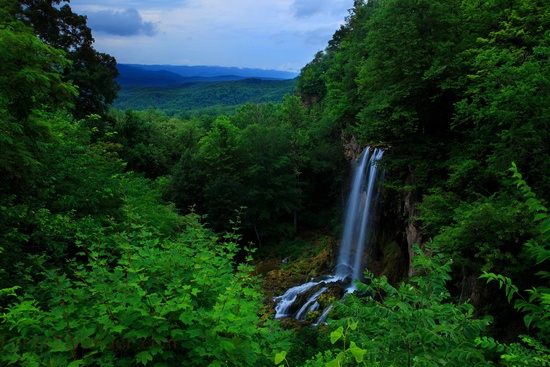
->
273 274 345 319
336 148 384 291
295 287 326 320
273 147 384 321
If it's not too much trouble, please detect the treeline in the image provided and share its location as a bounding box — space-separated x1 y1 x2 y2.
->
113 78 297 117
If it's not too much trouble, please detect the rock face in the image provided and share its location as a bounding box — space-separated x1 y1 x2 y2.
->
342 134 362 160
402 172 424 276
365 182 410 285
357 155 428 284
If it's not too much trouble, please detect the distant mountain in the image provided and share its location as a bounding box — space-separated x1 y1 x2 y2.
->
116 64 185 87
116 64 298 87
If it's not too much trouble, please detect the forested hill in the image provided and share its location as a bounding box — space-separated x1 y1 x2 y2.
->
114 63 298 116
112 78 297 116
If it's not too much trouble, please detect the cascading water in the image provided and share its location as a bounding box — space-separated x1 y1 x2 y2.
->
336 148 384 291
273 147 384 322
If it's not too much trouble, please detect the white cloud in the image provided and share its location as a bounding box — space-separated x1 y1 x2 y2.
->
86 8 158 36
290 0 350 18
291 0 331 17
70 0 189 11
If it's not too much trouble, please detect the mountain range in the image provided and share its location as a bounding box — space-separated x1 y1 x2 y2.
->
117 64 299 87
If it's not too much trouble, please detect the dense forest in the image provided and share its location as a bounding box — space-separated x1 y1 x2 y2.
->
113 78 298 117
1 0 549 366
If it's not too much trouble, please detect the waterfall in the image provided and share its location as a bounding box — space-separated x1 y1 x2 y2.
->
336 147 384 291
273 147 384 321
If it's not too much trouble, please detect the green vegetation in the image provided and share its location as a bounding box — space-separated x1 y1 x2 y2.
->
1 0 549 366
20 0 119 119
291 245 492 366
113 78 297 117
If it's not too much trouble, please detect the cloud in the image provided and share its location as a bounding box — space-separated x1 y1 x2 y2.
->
271 27 338 49
86 8 158 36
290 0 350 18
303 27 337 46
72 0 188 11
290 0 331 18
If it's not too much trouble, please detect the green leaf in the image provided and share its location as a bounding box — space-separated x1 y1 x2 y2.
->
136 351 153 365
330 326 344 344
539 220 550 234
67 361 85 367
349 341 366 362
48 339 71 352
274 351 287 365
524 314 534 329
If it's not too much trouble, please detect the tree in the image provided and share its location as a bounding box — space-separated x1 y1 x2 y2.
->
19 0 120 118
453 0 550 197
0 1 77 191
354 0 462 141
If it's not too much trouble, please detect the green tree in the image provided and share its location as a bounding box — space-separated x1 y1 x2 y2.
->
453 0 550 197
354 0 462 141
296 51 329 104
237 119 299 241
19 0 120 118
0 1 77 191
320 1 376 130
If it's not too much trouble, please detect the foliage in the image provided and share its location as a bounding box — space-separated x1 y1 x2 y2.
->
299 0 550 339
1 207 289 366
166 98 345 245
422 193 532 275
0 4 77 189
355 0 462 141
453 1 550 197
3 0 550 365
19 0 120 118
476 164 550 366
112 78 296 117
297 244 492 366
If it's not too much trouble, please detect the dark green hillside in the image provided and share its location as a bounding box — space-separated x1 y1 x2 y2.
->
112 78 297 116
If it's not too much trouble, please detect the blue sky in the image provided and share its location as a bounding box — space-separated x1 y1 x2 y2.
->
68 0 354 72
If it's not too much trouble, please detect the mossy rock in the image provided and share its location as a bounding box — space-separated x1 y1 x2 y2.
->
261 234 337 300
379 240 408 285
305 310 322 324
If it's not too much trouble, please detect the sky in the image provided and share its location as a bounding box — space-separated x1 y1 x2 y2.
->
68 0 355 72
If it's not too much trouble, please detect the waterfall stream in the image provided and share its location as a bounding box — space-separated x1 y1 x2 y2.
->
273 147 384 322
